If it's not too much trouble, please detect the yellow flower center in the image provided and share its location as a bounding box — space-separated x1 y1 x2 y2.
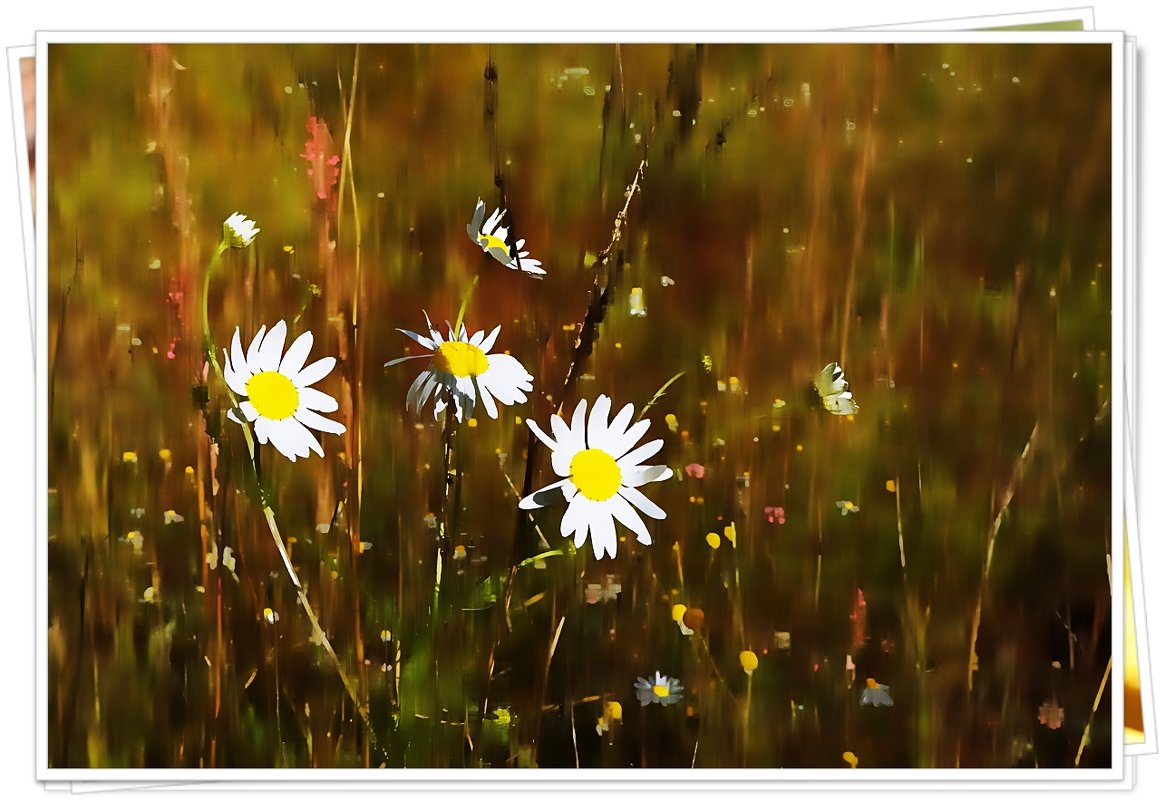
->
865 677 879 689
246 371 300 420
570 448 622 501
478 233 509 252
433 341 489 378
652 683 669 698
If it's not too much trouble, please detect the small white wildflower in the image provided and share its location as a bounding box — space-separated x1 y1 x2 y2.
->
223 212 261 248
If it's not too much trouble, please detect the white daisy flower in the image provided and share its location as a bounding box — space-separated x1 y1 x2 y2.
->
221 320 346 461
222 212 260 248
518 395 673 559
386 311 534 422
467 198 545 277
634 671 684 706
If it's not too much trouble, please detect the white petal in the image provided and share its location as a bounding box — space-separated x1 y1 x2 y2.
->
299 387 339 413
482 354 532 401
517 256 545 276
257 320 288 372
617 438 664 470
422 310 442 343
228 328 250 377
623 465 673 487
227 407 247 425
551 444 577 478
587 395 612 451
607 493 651 545
560 497 591 549
266 419 301 460
519 477 570 510
294 357 337 387
253 417 272 445
607 419 651 460
418 379 442 414
478 325 501 354
246 324 268 367
385 353 432 368
476 381 499 419
236 400 260 422
548 410 573 445
469 328 485 347
467 199 486 240
222 356 249 396
588 505 617 559
606 402 635 443
295 407 347 435
406 370 432 413
619 486 666 520
569 398 589 448
483 207 504 235
396 328 435 351
292 418 324 458
455 376 477 404
281 330 315 375
526 417 559 451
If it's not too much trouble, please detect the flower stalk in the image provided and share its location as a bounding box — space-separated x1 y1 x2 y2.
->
200 217 383 762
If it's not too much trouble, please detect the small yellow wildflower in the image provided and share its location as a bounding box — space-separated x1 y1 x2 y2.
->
672 603 687 622
665 413 679 432
605 700 622 721
158 448 172 462
740 649 759 675
885 479 897 493
122 451 138 464
705 532 721 549
843 751 859 768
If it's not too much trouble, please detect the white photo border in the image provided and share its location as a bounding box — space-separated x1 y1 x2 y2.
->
35 28 1126 784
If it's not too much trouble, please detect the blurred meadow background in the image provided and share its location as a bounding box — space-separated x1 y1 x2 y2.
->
46 41 1113 769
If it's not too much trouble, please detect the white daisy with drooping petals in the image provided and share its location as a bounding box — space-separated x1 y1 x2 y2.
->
518 395 673 559
222 320 346 461
386 311 534 422
467 198 545 276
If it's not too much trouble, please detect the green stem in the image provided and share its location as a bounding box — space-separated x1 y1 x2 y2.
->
454 272 481 332
200 239 382 761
